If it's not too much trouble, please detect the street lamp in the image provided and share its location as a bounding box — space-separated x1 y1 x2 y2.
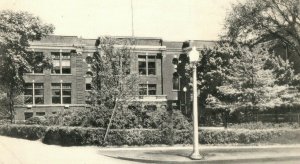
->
189 46 202 160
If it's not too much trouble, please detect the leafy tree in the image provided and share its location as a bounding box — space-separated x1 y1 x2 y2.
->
205 45 299 117
224 0 300 53
0 10 54 122
184 42 299 124
89 37 139 141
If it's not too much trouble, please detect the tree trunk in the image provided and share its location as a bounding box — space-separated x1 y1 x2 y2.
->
103 101 118 143
7 90 14 124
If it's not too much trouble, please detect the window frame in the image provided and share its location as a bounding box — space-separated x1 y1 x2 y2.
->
51 52 71 75
51 83 72 104
138 55 156 76
24 82 44 105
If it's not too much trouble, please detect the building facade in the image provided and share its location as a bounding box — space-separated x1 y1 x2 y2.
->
14 35 215 120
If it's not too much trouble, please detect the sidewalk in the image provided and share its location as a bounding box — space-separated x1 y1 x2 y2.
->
98 144 300 163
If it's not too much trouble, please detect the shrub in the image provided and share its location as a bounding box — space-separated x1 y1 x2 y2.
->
229 122 300 129
25 116 47 125
43 126 106 146
1 124 295 146
0 124 46 140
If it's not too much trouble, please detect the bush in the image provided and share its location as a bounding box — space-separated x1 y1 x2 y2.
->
43 126 106 146
1 124 296 146
0 124 46 140
25 116 47 125
229 122 300 129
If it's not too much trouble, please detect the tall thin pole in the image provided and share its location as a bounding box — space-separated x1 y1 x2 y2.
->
190 65 202 160
130 0 134 37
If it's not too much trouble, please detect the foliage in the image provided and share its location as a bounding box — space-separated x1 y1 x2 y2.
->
224 0 300 57
0 10 54 122
89 37 138 108
2 124 298 146
88 36 140 140
25 116 47 125
194 44 300 115
0 124 46 140
229 122 300 130
39 105 191 131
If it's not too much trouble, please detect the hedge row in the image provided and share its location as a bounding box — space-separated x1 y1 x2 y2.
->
0 124 294 146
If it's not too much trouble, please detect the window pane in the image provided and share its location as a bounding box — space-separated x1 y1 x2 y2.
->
24 97 33 104
52 60 60 67
62 90 71 95
148 62 155 68
61 60 70 66
62 53 70 59
139 88 147 95
52 90 61 96
148 84 156 95
35 83 44 88
52 97 60 104
173 76 179 90
86 84 92 90
62 83 71 88
24 112 33 120
24 89 33 95
36 112 45 116
34 89 44 95
63 97 71 104
138 55 146 61
62 68 71 74
148 69 156 75
52 83 60 88
51 52 60 59
35 97 44 104
25 83 32 89
139 84 147 95
53 68 60 74
86 56 93 64
148 56 156 61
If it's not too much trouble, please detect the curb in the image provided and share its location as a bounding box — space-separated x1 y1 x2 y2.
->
105 154 300 163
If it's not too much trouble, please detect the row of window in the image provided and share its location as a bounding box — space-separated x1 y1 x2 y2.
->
24 83 72 104
30 53 162 76
24 82 160 105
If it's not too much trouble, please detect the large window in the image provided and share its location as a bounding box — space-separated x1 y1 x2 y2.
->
138 55 156 75
52 52 71 74
139 84 156 95
24 83 44 104
51 83 72 104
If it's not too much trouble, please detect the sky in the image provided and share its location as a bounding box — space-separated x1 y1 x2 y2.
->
0 0 240 41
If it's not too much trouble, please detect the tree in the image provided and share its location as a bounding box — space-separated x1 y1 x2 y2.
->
184 42 298 124
224 0 300 57
0 10 54 122
89 36 139 141
205 45 299 121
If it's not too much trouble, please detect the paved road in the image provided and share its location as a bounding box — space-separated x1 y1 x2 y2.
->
1 135 300 164
0 136 137 164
